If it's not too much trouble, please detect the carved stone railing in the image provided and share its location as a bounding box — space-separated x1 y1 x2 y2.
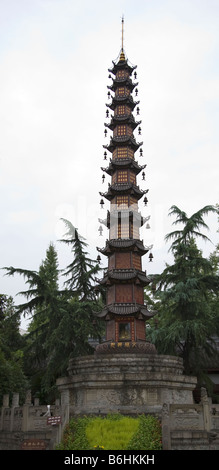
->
0 391 69 449
162 388 219 450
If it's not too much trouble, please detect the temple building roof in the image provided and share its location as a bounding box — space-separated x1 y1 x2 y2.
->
96 302 156 320
106 94 139 111
108 56 137 76
105 114 141 131
99 268 151 286
101 159 146 176
99 182 147 201
103 135 142 153
97 238 152 256
108 77 138 93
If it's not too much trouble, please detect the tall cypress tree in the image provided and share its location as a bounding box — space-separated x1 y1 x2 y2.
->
59 218 101 300
0 295 27 403
148 205 219 386
3 227 104 402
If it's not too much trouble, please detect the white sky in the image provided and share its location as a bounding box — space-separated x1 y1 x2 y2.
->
0 0 218 327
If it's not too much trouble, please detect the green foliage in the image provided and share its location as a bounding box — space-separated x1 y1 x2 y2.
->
57 417 90 450
164 204 217 247
2 225 104 403
59 219 101 301
147 205 219 389
56 414 162 450
0 295 28 403
2 206 218 404
128 415 162 450
86 415 139 450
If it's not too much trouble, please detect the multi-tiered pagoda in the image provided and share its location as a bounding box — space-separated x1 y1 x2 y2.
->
57 22 198 420
96 25 156 354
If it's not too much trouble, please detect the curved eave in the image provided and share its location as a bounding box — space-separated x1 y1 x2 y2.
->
99 183 147 201
141 215 151 227
97 239 151 256
108 60 137 76
101 160 146 176
103 136 143 153
99 269 151 286
96 303 155 320
106 96 139 111
105 116 141 131
108 79 138 92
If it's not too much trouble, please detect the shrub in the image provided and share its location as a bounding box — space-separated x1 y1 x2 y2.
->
56 414 162 451
57 417 90 450
127 415 162 450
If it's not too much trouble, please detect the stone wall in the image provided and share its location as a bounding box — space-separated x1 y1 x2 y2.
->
162 389 219 450
56 353 219 450
1 355 219 450
57 353 197 416
0 392 69 450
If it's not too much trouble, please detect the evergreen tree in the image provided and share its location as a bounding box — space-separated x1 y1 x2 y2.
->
23 243 62 400
3 243 63 401
59 218 101 300
207 204 219 337
148 205 219 390
3 232 104 402
0 295 28 403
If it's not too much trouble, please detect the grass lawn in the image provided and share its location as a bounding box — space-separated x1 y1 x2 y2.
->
57 414 162 450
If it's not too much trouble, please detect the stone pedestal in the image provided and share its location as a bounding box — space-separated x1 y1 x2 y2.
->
56 353 197 416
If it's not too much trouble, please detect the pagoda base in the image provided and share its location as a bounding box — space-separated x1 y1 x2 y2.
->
56 353 197 417
95 340 157 354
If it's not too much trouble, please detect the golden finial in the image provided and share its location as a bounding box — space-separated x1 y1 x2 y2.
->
119 15 126 61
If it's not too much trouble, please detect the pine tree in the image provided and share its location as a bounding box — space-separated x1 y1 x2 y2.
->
3 243 63 401
59 219 101 300
3 232 104 402
148 205 219 389
0 295 28 403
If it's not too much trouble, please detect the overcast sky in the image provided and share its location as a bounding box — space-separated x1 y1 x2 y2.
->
0 0 218 327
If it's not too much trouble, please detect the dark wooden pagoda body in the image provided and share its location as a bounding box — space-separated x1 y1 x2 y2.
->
96 49 156 354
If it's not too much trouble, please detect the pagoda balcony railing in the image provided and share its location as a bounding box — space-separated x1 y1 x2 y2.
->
107 135 142 146
108 77 136 86
106 301 149 308
112 135 130 142
107 181 142 191
107 114 140 123
102 157 144 170
111 113 131 120
96 240 153 258
108 95 139 106
105 158 146 172
102 267 148 276
100 183 147 202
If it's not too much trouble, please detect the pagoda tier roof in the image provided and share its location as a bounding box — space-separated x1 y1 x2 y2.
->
106 95 139 111
99 182 147 201
96 303 155 320
98 211 150 229
97 238 152 256
103 136 142 153
105 114 141 131
108 59 137 76
101 158 146 176
99 268 151 286
107 77 138 92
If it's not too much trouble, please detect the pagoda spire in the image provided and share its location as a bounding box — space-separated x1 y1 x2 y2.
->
96 25 156 354
119 16 126 61
121 15 124 49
